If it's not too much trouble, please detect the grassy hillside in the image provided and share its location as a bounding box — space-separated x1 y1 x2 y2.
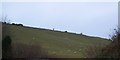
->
2 24 111 58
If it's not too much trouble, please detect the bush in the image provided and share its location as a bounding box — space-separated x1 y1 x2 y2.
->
84 28 120 58
12 23 23 26
99 28 120 58
2 22 7 24
65 31 67 33
86 29 120 58
17 24 23 26
12 23 15 25
2 36 12 58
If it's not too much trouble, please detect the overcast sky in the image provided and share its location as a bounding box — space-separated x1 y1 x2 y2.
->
1 1 118 39
1 0 119 2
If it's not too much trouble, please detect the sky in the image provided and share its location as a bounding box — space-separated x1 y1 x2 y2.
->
1 0 119 2
1 1 118 39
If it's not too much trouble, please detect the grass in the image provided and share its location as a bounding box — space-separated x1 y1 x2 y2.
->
2 24 111 58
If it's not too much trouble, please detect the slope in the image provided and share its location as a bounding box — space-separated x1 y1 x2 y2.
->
2 24 111 58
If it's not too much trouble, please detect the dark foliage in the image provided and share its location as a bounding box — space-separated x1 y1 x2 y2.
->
97 28 120 58
2 36 12 58
65 31 67 33
84 28 120 58
2 22 7 24
2 22 10 24
11 23 15 25
12 23 23 26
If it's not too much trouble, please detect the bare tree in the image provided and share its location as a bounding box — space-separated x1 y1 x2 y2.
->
1 16 11 24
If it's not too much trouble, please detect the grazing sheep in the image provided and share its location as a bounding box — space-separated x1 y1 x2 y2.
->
74 51 77 54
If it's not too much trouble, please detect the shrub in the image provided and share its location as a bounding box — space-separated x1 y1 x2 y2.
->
12 23 15 25
2 22 7 24
2 36 12 58
65 31 67 33
17 24 23 26
12 23 23 26
99 28 120 58
84 28 120 58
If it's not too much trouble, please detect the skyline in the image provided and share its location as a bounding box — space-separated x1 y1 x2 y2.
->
1 2 118 39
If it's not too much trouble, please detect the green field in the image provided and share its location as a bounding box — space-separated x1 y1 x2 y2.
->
2 24 111 58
